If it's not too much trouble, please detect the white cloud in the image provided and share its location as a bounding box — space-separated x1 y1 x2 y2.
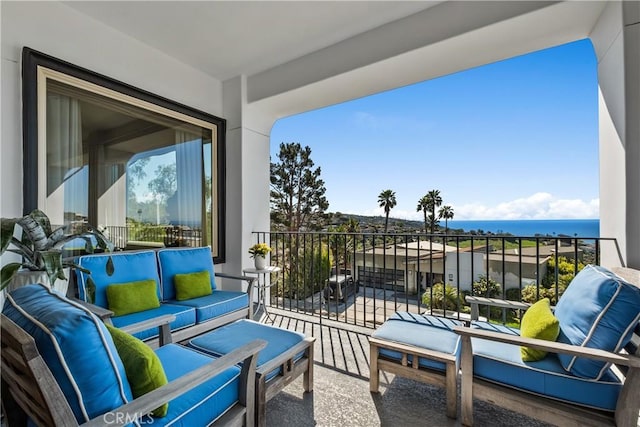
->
344 192 599 221
453 192 599 220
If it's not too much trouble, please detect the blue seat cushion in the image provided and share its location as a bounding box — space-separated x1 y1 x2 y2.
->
472 321 622 411
554 265 640 379
2 284 133 423
111 304 197 341
188 319 305 382
167 290 249 324
157 247 217 301
76 251 161 308
151 344 241 426
371 312 463 372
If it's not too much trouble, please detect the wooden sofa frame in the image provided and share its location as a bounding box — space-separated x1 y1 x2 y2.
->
454 267 640 427
0 313 266 427
369 336 459 419
255 336 315 427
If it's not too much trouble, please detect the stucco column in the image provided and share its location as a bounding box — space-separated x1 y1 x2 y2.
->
595 1 640 268
623 2 640 268
221 76 274 290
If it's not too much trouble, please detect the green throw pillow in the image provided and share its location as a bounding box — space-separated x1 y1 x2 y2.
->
106 325 169 417
174 270 212 301
106 280 160 316
520 298 560 361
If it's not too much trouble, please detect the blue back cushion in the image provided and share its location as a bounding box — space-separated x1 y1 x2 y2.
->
157 247 217 301
554 265 640 379
2 284 133 423
76 251 161 309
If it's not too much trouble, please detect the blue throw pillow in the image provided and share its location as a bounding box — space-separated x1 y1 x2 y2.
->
157 247 217 301
554 265 640 379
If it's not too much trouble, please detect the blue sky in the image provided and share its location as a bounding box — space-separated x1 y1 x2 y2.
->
270 39 599 221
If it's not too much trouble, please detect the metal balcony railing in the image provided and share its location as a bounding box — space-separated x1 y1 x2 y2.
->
253 231 618 329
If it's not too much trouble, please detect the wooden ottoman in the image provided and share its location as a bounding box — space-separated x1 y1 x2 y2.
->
187 319 315 426
369 312 463 419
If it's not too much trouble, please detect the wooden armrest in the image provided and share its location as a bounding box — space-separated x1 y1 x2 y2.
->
369 336 458 364
465 296 531 311
215 272 257 284
453 325 640 368
71 298 114 321
120 314 176 346
81 339 267 427
120 314 176 335
258 337 315 375
215 272 257 293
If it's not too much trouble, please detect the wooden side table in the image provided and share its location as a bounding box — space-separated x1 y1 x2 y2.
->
243 266 281 323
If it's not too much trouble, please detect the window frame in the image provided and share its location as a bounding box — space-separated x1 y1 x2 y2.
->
22 47 226 263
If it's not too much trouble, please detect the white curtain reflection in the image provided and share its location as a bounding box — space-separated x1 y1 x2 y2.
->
46 93 85 222
172 130 203 231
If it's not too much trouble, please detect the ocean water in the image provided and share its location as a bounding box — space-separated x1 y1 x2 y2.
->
445 219 599 237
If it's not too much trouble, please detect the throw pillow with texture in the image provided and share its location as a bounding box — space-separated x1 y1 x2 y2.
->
106 279 160 316
106 324 169 417
520 298 560 361
174 270 212 301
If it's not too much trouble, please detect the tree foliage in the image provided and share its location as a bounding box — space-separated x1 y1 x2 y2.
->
521 256 585 304
148 164 177 203
416 189 442 234
439 205 454 233
270 142 329 231
422 283 462 311
275 242 332 299
378 189 397 233
327 219 361 269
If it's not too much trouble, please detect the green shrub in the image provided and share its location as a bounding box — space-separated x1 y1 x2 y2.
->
472 275 501 298
422 283 462 311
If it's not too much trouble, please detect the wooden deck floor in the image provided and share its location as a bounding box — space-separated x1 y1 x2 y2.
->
259 307 374 380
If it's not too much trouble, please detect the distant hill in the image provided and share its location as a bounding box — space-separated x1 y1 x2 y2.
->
326 212 459 234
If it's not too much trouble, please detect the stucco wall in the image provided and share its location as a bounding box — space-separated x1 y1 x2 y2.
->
0 1 223 221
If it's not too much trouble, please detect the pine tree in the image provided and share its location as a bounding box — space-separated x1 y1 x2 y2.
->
270 142 329 231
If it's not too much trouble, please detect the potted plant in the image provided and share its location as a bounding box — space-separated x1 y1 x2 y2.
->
1 209 114 294
248 243 271 270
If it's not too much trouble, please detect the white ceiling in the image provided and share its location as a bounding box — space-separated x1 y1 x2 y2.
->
64 1 439 81
62 1 607 121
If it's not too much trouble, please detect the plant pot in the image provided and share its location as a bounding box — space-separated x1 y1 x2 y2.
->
8 268 70 297
254 255 267 270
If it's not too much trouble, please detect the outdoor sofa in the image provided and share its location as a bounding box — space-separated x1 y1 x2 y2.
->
75 246 255 346
454 265 640 426
1 283 266 426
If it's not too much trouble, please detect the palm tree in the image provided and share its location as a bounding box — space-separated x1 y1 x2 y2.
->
425 189 442 234
416 195 430 234
378 189 397 233
438 205 454 233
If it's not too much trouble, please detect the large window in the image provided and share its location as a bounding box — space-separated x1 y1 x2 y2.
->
22 48 226 262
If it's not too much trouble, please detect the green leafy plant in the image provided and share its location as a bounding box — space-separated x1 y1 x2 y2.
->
422 283 463 311
248 243 271 258
1 209 114 291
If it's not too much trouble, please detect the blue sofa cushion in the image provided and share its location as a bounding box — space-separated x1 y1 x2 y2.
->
188 319 305 382
157 247 217 301
111 304 197 342
471 321 623 411
2 284 133 423
167 291 249 324
554 265 640 379
76 251 161 309
152 344 241 426
371 312 463 372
